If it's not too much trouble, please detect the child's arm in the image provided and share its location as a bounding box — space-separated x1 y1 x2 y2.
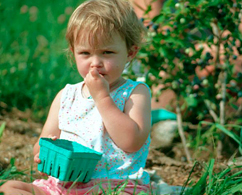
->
85 69 151 153
33 90 62 158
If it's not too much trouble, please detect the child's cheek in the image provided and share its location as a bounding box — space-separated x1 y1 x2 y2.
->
77 66 88 78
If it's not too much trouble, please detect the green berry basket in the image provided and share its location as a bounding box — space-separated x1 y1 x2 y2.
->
37 138 102 183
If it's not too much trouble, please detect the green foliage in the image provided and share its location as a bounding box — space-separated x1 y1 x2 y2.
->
183 159 242 195
0 122 5 142
139 0 242 123
0 158 26 186
66 178 150 195
193 121 242 157
136 0 242 158
0 0 85 121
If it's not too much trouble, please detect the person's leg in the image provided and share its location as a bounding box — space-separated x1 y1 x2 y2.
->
0 180 47 195
130 0 164 19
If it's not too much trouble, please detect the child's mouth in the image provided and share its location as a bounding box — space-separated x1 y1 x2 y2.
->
98 72 105 76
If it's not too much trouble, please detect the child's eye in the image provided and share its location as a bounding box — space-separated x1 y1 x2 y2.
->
103 51 113 54
79 52 90 55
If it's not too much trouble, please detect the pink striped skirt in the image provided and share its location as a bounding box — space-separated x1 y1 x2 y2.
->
33 177 152 195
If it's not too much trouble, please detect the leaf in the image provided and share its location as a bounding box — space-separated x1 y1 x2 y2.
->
209 0 221 6
230 170 242 179
196 0 207 6
159 47 168 57
240 128 242 155
0 158 25 180
181 161 199 194
217 167 231 180
153 36 162 44
97 183 107 195
165 36 185 47
185 96 198 107
116 181 129 194
240 128 242 144
181 102 187 111
152 13 164 23
0 122 5 140
144 5 152 15
229 103 238 110
185 165 209 195
137 192 148 195
207 159 215 193
225 124 242 129
215 123 241 145
221 182 242 195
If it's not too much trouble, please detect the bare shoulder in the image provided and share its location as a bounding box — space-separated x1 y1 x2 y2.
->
124 83 151 119
129 83 151 101
124 82 151 137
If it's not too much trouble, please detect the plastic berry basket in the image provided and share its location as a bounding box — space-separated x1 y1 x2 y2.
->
37 138 102 183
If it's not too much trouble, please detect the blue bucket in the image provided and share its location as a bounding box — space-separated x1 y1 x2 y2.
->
151 109 177 125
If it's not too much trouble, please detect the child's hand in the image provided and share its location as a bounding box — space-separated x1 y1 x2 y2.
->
34 152 48 176
34 135 57 164
48 135 58 140
84 68 110 100
35 135 58 176
34 152 41 164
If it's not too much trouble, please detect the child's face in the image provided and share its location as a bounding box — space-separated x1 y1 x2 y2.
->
72 32 136 86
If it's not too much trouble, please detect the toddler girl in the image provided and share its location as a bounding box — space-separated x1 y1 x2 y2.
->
0 0 152 194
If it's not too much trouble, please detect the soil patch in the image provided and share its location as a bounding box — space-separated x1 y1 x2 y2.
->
0 108 224 186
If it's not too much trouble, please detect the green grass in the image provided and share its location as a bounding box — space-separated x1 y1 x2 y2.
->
0 122 5 142
183 159 242 195
1 158 242 195
0 159 27 186
0 0 85 121
0 159 150 194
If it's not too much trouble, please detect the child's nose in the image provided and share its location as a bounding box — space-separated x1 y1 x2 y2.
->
90 56 103 68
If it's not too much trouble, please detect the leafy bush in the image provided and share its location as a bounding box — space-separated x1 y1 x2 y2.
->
137 0 242 158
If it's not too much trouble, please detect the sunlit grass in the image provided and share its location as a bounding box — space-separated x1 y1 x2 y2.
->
0 159 27 186
1 158 242 195
0 159 150 194
0 0 85 121
183 159 242 195
0 122 5 142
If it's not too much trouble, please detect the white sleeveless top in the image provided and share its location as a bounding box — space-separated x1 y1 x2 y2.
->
58 79 150 184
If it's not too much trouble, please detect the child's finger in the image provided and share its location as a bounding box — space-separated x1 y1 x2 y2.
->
39 171 48 177
90 68 100 78
48 135 57 140
34 154 41 163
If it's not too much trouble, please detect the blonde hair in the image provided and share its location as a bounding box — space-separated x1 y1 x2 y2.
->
66 0 146 51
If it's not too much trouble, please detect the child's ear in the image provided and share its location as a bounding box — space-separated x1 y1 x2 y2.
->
127 45 139 61
70 46 74 53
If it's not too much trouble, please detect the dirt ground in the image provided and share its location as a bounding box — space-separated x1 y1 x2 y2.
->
0 108 226 187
